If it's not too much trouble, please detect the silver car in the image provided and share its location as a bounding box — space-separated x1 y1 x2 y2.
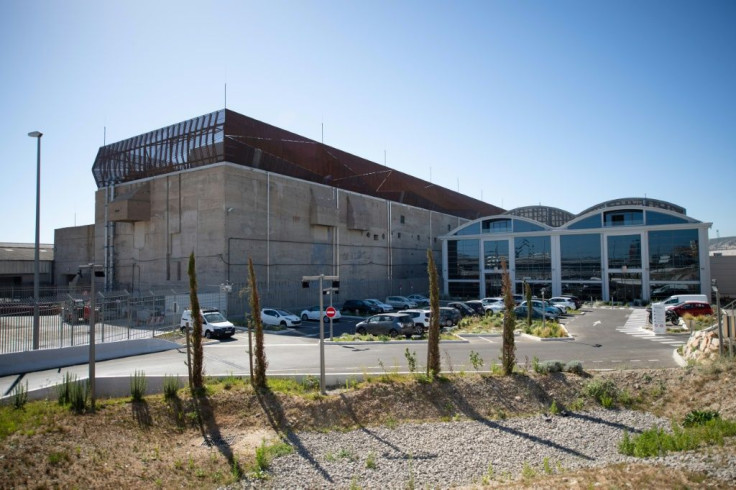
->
355 313 420 338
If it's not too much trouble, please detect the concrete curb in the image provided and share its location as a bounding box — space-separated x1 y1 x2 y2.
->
673 348 688 367
0 338 181 377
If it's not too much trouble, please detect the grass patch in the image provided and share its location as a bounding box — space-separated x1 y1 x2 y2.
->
619 417 736 457
250 439 294 476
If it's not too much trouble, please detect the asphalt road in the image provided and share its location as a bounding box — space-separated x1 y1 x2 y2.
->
1 307 687 397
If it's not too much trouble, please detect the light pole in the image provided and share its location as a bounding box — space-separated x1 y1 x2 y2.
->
28 131 43 350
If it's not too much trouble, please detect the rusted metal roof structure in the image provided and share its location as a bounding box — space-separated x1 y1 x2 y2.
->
92 109 504 220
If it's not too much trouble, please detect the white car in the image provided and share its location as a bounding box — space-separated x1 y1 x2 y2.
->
549 297 577 311
261 308 301 327
180 308 235 339
364 298 394 312
398 309 430 331
300 305 342 322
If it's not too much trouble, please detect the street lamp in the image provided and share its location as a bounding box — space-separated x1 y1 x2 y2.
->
28 131 43 350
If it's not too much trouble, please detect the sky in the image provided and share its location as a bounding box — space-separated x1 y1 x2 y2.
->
1 0 734 244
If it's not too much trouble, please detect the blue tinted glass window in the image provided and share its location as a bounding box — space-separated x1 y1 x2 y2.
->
647 211 689 226
514 236 551 280
483 240 509 270
454 222 480 236
447 239 479 279
560 234 601 280
568 214 601 230
513 220 545 232
482 219 511 234
648 229 699 281
607 234 641 268
604 210 643 227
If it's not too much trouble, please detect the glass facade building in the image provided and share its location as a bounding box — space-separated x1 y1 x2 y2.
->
441 198 711 302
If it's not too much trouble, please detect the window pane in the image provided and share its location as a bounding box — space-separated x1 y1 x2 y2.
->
607 234 641 268
561 282 602 301
447 239 479 279
560 234 601 280
482 219 511 234
514 236 551 280
647 211 689 226
604 210 643 227
448 281 479 298
568 214 601 230
455 222 480 236
609 272 642 302
483 240 509 270
648 229 699 281
513 220 544 232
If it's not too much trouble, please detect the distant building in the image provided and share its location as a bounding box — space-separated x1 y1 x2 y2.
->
441 198 711 302
0 243 54 292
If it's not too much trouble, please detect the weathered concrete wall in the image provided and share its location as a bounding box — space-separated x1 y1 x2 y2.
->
53 225 94 286
711 255 736 298
83 162 466 304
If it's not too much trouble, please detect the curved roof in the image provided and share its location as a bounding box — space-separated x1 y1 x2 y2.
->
505 206 574 227
576 197 686 217
91 109 504 221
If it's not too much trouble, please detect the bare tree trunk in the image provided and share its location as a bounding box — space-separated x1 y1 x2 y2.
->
426 249 441 378
501 259 516 375
248 258 268 389
187 252 204 391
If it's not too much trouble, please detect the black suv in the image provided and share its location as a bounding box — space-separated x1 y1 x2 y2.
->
342 300 381 316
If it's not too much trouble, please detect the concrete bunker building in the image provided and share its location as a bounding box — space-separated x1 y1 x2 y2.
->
57 109 503 304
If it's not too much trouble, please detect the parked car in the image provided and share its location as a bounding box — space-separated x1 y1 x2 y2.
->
260 308 301 328
480 297 505 314
559 295 583 309
385 296 418 309
548 297 577 311
520 301 560 320
399 309 431 331
180 308 235 339
355 313 420 338
300 305 341 323
447 301 477 317
668 301 713 321
464 300 486 316
513 305 557 321
407 294 430 307
364 298 394 312
342 299 381 316
438 307 462 327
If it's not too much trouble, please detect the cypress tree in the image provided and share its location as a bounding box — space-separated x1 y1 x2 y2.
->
187 252 204 391
426 249 441 377
501 259 516 375
248 258 268 389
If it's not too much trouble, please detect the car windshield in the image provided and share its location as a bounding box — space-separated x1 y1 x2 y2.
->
203 312 226 323
277 310 293 316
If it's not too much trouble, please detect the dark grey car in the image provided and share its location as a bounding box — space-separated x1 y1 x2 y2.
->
355 313 420 338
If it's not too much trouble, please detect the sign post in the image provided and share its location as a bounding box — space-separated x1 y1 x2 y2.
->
302 274 339 395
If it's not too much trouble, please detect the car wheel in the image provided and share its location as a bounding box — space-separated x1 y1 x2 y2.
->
180 326 187 333
356 326 367 335
205 330 212 339
302 314 308 321
389 329 398 338
444 319 452 328
280 321 287 327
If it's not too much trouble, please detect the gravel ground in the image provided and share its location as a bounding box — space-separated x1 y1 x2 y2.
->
230 409 736 489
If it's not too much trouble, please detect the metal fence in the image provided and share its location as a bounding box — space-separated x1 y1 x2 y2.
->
0 276 428 354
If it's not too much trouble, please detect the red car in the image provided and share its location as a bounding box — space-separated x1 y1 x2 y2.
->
667 301 713 321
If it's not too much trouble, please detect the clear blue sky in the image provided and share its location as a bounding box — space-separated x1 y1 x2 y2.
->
1 0 734 244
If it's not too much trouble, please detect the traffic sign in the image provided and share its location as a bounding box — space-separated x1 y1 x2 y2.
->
325 306 337 318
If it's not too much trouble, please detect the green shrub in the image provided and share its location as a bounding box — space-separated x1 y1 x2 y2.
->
619 418 736 457
583 379 619 408
683 409 720 427
12 381 28 409
68 379 89 414
163 374 181 400
469 350 484 371
130 370 147 402
404 348 418 373
564 360 583 374
57 372 76 405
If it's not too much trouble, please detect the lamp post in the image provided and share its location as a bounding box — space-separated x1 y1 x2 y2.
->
28 131 43 350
